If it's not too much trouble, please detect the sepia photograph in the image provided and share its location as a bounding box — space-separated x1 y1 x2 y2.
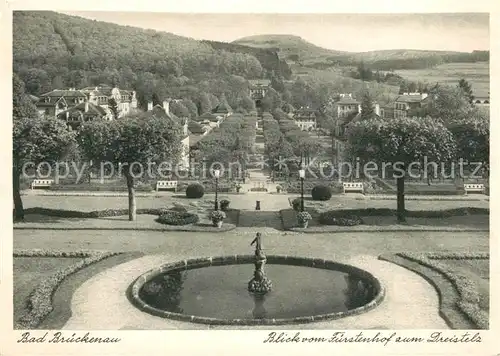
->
5 5 494 352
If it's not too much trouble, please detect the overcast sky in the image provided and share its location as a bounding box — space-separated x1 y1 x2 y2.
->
62 12 489 52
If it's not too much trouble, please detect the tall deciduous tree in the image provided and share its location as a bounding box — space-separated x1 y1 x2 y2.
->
13 73 38 120
77 116 183 221
13 117 76 221
152 93 161 107
108 97 119 120
449 111 489 176
240 95 256 112
359 91 376 121
182 99 198 118
170 101 190 118
346 116 456 222
411 85 473 123
197 92 212 114
458 79 475 104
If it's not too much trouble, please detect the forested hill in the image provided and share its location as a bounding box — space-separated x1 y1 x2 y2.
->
13 11 277 106
234 34 489 70
202 40 292 79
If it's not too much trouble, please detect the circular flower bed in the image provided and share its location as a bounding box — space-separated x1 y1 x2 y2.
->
156 211 199 226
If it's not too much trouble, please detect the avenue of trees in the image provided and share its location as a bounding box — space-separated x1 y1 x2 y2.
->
192 114 257 178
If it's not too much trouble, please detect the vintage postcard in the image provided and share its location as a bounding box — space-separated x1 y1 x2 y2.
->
1 0 497 355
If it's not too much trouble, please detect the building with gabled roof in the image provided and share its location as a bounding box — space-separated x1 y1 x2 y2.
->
37 88 87 118
393 92 429 118
57 102 111 129
293 106 317 131
212 101 233 118
80 85 137 118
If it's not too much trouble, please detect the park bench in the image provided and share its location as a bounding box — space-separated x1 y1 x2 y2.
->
463 183 485 195
343 182 364 194
156 180 178 192
31 179 54 189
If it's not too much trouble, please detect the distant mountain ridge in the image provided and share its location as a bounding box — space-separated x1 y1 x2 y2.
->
233 34 489 70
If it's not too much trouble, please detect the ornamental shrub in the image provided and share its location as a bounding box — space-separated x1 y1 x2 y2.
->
297 211 312 223
185 183 205 198
311 185 332 201
220 199 230 211
211 210 226 221
156 211 199 226
292 198 302 211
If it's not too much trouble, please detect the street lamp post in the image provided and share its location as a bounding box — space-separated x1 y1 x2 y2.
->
299 169 305 212
214 169 220 211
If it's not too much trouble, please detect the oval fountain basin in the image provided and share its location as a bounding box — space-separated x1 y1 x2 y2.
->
130 255 384 325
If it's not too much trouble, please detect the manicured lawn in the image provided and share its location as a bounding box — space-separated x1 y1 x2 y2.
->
17 195 240 230
13 257 83 324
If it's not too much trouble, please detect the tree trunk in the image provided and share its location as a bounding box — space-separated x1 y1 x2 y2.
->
396 172 406 223
124 169 136 221
13 167 24 222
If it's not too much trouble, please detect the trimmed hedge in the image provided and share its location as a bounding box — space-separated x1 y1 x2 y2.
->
156 211 199 226
250 187 268 192
283 181 344 194
14 249 120 329
49 183 154 192
186 183 205 198
311 185 332 201
23 207 172 218
317 207 489 218
319 211 363 226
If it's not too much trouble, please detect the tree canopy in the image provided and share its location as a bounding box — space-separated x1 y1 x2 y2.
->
346 116 456 222
77 116 183 220
13 117 76 221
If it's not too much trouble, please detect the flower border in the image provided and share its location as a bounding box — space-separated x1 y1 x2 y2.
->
396 252 489 329
14 249 121 329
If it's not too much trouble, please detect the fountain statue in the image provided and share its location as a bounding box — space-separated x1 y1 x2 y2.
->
248 232 272 294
